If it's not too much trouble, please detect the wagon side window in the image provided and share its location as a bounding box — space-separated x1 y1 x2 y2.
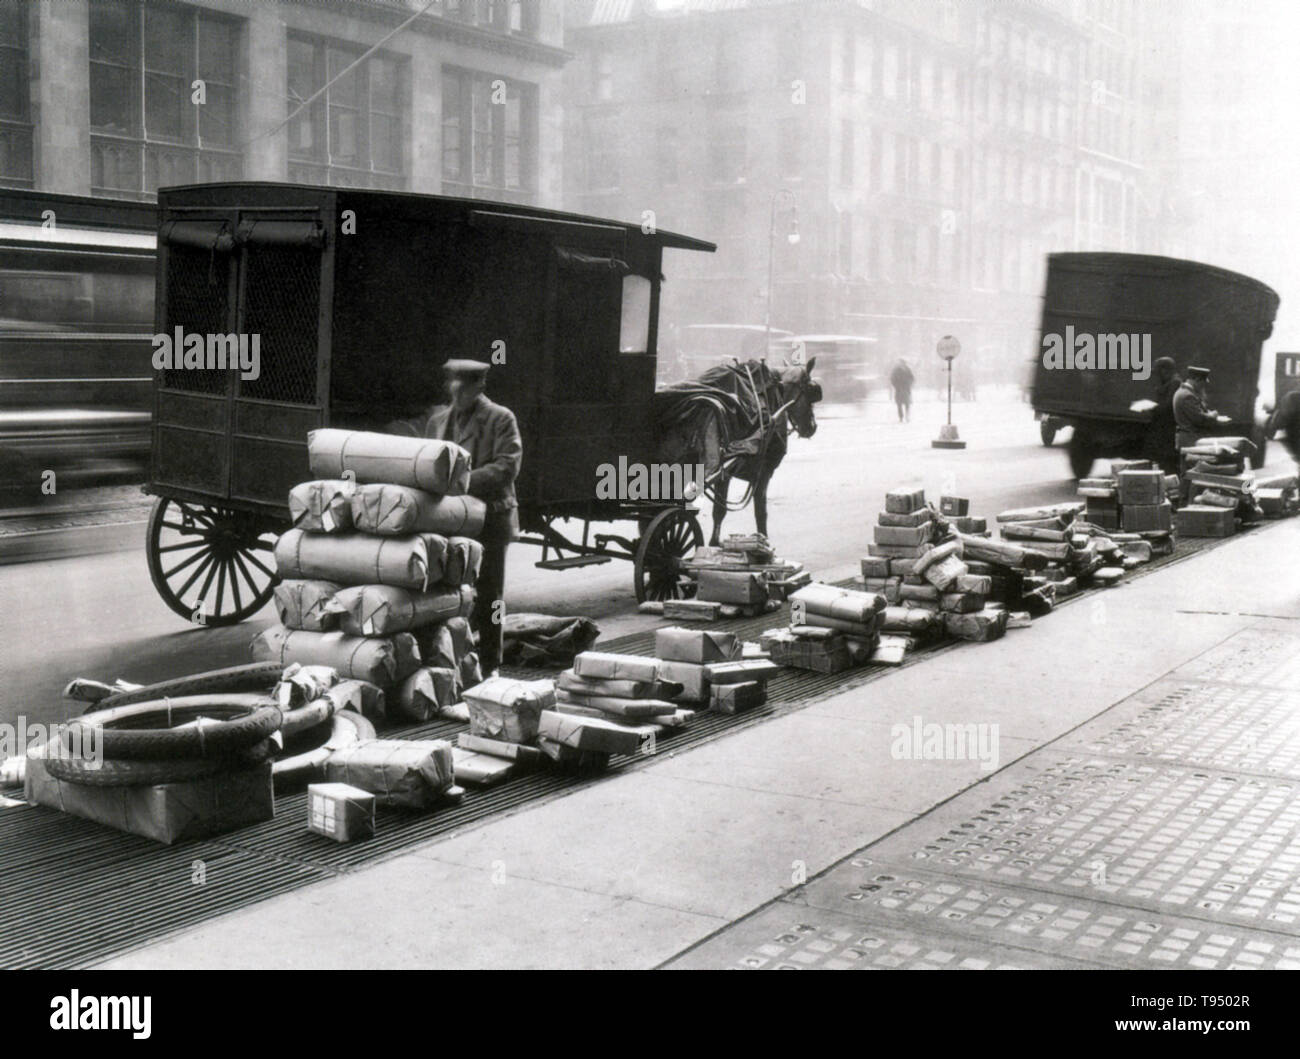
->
620 274 651 354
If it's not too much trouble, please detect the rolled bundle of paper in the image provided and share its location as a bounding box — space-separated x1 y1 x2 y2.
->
274 579 342 631
274 528 446 590
250 626 421 686
308 428 470 494
289 479 355 533
326 584 470 636
790 583 883 625
350 483 486 537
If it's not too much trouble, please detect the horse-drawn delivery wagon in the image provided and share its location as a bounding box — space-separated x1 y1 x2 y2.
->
143 182 718 625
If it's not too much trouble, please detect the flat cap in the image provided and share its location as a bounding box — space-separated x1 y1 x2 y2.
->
443 359 490 376
1187 365 1211 379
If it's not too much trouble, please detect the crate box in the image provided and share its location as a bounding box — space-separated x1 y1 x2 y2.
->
307 782 375 843
1174 505 1235 537
1117 470 1165 506
1120 501 1172 533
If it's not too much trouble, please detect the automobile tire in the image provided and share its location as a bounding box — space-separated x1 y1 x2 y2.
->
42 738 277 787
90 663 284 712
63 696 282 761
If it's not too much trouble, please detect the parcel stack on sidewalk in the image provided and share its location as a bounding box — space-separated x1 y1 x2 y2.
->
1173 439 1291 537
665 533 806 621
252 428 485 722
858 488 1007 644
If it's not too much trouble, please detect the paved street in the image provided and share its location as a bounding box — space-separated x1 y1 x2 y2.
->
0 392 1081 727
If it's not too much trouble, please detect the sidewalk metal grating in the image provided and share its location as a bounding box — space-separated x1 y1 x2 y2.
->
0 526 1267 967
665 622 1300 970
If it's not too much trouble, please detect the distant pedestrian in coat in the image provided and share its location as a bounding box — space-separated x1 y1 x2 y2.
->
889 358 914 422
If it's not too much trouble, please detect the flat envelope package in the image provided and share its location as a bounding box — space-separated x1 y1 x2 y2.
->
351 483 487 537
309 428 471 495
324 738 455 810
289 479 355 533
538 710 653 757
464 676 557 743
327 583 472 637
654 627 738 664
25 750 273 844
573 652 659 683
251 626 421 686
274 579 342 631
275 528 448 590
393 666 460 721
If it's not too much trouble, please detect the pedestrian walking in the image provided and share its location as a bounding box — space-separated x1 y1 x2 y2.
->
889 357 915 422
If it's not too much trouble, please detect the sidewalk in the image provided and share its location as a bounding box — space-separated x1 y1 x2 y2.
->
99 517 1300 969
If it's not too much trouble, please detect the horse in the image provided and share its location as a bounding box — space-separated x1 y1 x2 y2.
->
653 357 821 546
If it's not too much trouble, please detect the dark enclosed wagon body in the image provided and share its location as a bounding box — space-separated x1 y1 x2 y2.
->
1032 252 1279 474
150 182 714 525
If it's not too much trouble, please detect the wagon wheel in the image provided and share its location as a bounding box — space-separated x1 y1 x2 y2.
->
633 508 703 603
146 498 279 626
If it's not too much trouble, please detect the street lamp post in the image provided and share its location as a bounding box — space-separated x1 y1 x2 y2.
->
765 189 800 354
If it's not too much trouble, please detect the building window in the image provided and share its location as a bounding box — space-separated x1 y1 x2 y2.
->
779 117 803 180
592 51 614 102
840 120 854 186
441 66 536 198
583 112 621 192
658 130 678 186
709 112 746 183
0 2 32 188
445 1 538 38
89 2 241 198
838 211 853 276
287 35 407 190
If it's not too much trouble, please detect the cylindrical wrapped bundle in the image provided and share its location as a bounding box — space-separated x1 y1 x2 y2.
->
443 616 475 660
459 651 483 691
274 580 342 631
351 483 486 538
327 584 468 637
250 626 421 686
415 623 457 670
274 528 445 590
790 583 883 624
393 666 460 722
444 536 484 586
308 428 470 495
288 480 355 533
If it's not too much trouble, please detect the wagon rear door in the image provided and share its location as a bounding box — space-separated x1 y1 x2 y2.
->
152 207 328 511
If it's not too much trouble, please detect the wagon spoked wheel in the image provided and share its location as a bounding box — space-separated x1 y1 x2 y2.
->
146 498 279 626
633 508 703 603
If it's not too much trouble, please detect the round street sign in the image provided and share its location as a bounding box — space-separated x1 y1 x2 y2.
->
936 335 961 360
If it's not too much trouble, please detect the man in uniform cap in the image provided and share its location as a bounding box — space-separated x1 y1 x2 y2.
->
389 359 522 676
1172 365 1227 451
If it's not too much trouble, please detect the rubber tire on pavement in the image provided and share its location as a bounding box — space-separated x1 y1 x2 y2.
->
42 737 277 787
90 662 284 712
63 697 282 761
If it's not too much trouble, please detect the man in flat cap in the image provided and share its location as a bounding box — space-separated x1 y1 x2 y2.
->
389 359 522 677
1173 365 1228 451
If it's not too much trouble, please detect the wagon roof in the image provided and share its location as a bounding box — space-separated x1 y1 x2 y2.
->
159 181 716 253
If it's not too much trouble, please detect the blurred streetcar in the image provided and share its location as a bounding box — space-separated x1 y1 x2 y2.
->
0 189 157 500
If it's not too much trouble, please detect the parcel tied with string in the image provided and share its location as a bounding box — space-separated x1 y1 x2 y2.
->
350 483 486 538
288 479 355 533
326 584 474 637
308 429 471 496
273 528 447 591
250 627 421 686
